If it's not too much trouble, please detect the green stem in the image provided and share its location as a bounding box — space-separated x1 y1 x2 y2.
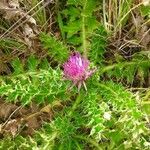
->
99 60 150 75
39 94 82 148
82 0 87 58
68 93 82 117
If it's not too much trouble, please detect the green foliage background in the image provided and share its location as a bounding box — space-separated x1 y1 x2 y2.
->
0 0 150 150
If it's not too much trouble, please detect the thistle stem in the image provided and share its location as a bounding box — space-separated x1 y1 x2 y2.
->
68 93 82 117
82 0 87 58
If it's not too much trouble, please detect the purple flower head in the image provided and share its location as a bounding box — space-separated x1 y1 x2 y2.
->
63 52 96 91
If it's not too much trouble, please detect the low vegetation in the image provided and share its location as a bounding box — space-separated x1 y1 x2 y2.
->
0 0 150 149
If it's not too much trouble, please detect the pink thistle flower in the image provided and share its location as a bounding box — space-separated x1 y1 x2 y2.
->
63 52 96 91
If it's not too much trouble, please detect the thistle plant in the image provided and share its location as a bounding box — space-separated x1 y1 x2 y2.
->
0 0 150 150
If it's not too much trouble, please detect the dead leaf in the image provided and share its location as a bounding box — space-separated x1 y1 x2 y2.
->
4 119 20 137
8 0 19 9
40 104 51 113
0 100 53 137
0 0 38 48
0 1 8 10
142 0 150 6
0 101 17 120
23 24 35 38
26 15 36 25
